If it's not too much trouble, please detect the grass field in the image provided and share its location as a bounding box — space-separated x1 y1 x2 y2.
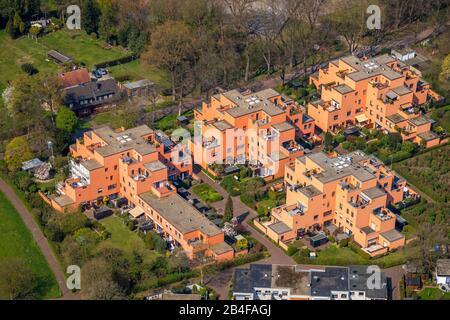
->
192 183 224 203
418 288 450 300
0 29 168 90
0 191 61 299
99 216 160 263
291 242 418 268
108 60 170 89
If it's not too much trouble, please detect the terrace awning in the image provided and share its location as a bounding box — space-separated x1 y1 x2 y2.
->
355 114 369 123
129 206 144 219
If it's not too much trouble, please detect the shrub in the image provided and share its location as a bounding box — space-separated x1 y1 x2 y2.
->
287 245 299 256
349 242 371 260
21 63 38 75
339 238 350 247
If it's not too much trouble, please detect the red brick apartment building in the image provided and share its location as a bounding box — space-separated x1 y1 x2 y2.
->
192 88 316 180
42 125 233 261
309 53 442 147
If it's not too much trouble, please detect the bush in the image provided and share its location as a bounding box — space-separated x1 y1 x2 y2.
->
21 63 38 75
287 245 299 256
348 242 371 260
339 238 350 247
220 175 240 196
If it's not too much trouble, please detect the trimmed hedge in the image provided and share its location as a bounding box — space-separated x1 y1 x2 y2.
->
94 54 138 69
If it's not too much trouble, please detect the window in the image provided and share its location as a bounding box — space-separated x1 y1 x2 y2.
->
97 188 103 193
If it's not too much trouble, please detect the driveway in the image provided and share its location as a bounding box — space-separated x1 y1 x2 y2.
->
0 178 78 300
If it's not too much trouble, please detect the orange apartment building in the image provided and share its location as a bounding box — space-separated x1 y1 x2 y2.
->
255 150 418 257
192 88 316 180
43 125 233 261
308 53 441 148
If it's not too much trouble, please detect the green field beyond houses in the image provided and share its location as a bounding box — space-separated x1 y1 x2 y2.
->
0 29 168 91
0 191 60 299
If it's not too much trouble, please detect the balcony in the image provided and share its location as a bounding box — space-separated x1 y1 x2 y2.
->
203 139 220 149
261 131 278 141
373 207 394 222
133 173 149 181
349 197 369 208
281 141 303 154
151 181 176 198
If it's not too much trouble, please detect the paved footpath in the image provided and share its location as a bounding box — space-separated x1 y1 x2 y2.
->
0 178 78 300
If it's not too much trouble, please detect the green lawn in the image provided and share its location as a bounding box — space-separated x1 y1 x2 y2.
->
108 60 170 89
154 109 193 132
40 29 128 68
0 191 61 299
292 242 418 268
418 288 450 300
0 30 59 87
192 183 224 203
98 216 159 262
0 29 168 90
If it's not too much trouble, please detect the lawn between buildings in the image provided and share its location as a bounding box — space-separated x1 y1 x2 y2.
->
0 191 61 299
192 183 224 203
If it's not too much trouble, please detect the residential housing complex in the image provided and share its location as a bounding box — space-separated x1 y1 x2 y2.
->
255 150 417 257
41 125 233 261
233 264 388 300
309 53 442 147
192 88 315 180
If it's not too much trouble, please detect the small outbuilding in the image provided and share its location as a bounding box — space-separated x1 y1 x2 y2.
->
177 115 189 126
48 50 72 65
22 158 44 171
94 206 113 220
310 232 328 248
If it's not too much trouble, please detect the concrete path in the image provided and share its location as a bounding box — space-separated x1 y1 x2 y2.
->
0 178 78 300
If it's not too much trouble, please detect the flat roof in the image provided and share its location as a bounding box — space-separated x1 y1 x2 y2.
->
418 131 439 142
333 84 354 95
272 265 309 296
122 79 154 90
22 158 44 171
310 267 349 297
81 158 103 171
233 264 273 294
380 229 404 242
306 151 375 184
409 115 431 127
361 187 386 200
51 194 75 207
298 185 322 198
143 160 166 172
210 242 234 255
92 125 156 157
222 88 285 118
361 226 376 234
267 221 291 235
436 259 450 276
386 113 406 124
212 120 233 131
272 122 294 132
349 266 388 299
139 192 222 237
392 85 411 96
